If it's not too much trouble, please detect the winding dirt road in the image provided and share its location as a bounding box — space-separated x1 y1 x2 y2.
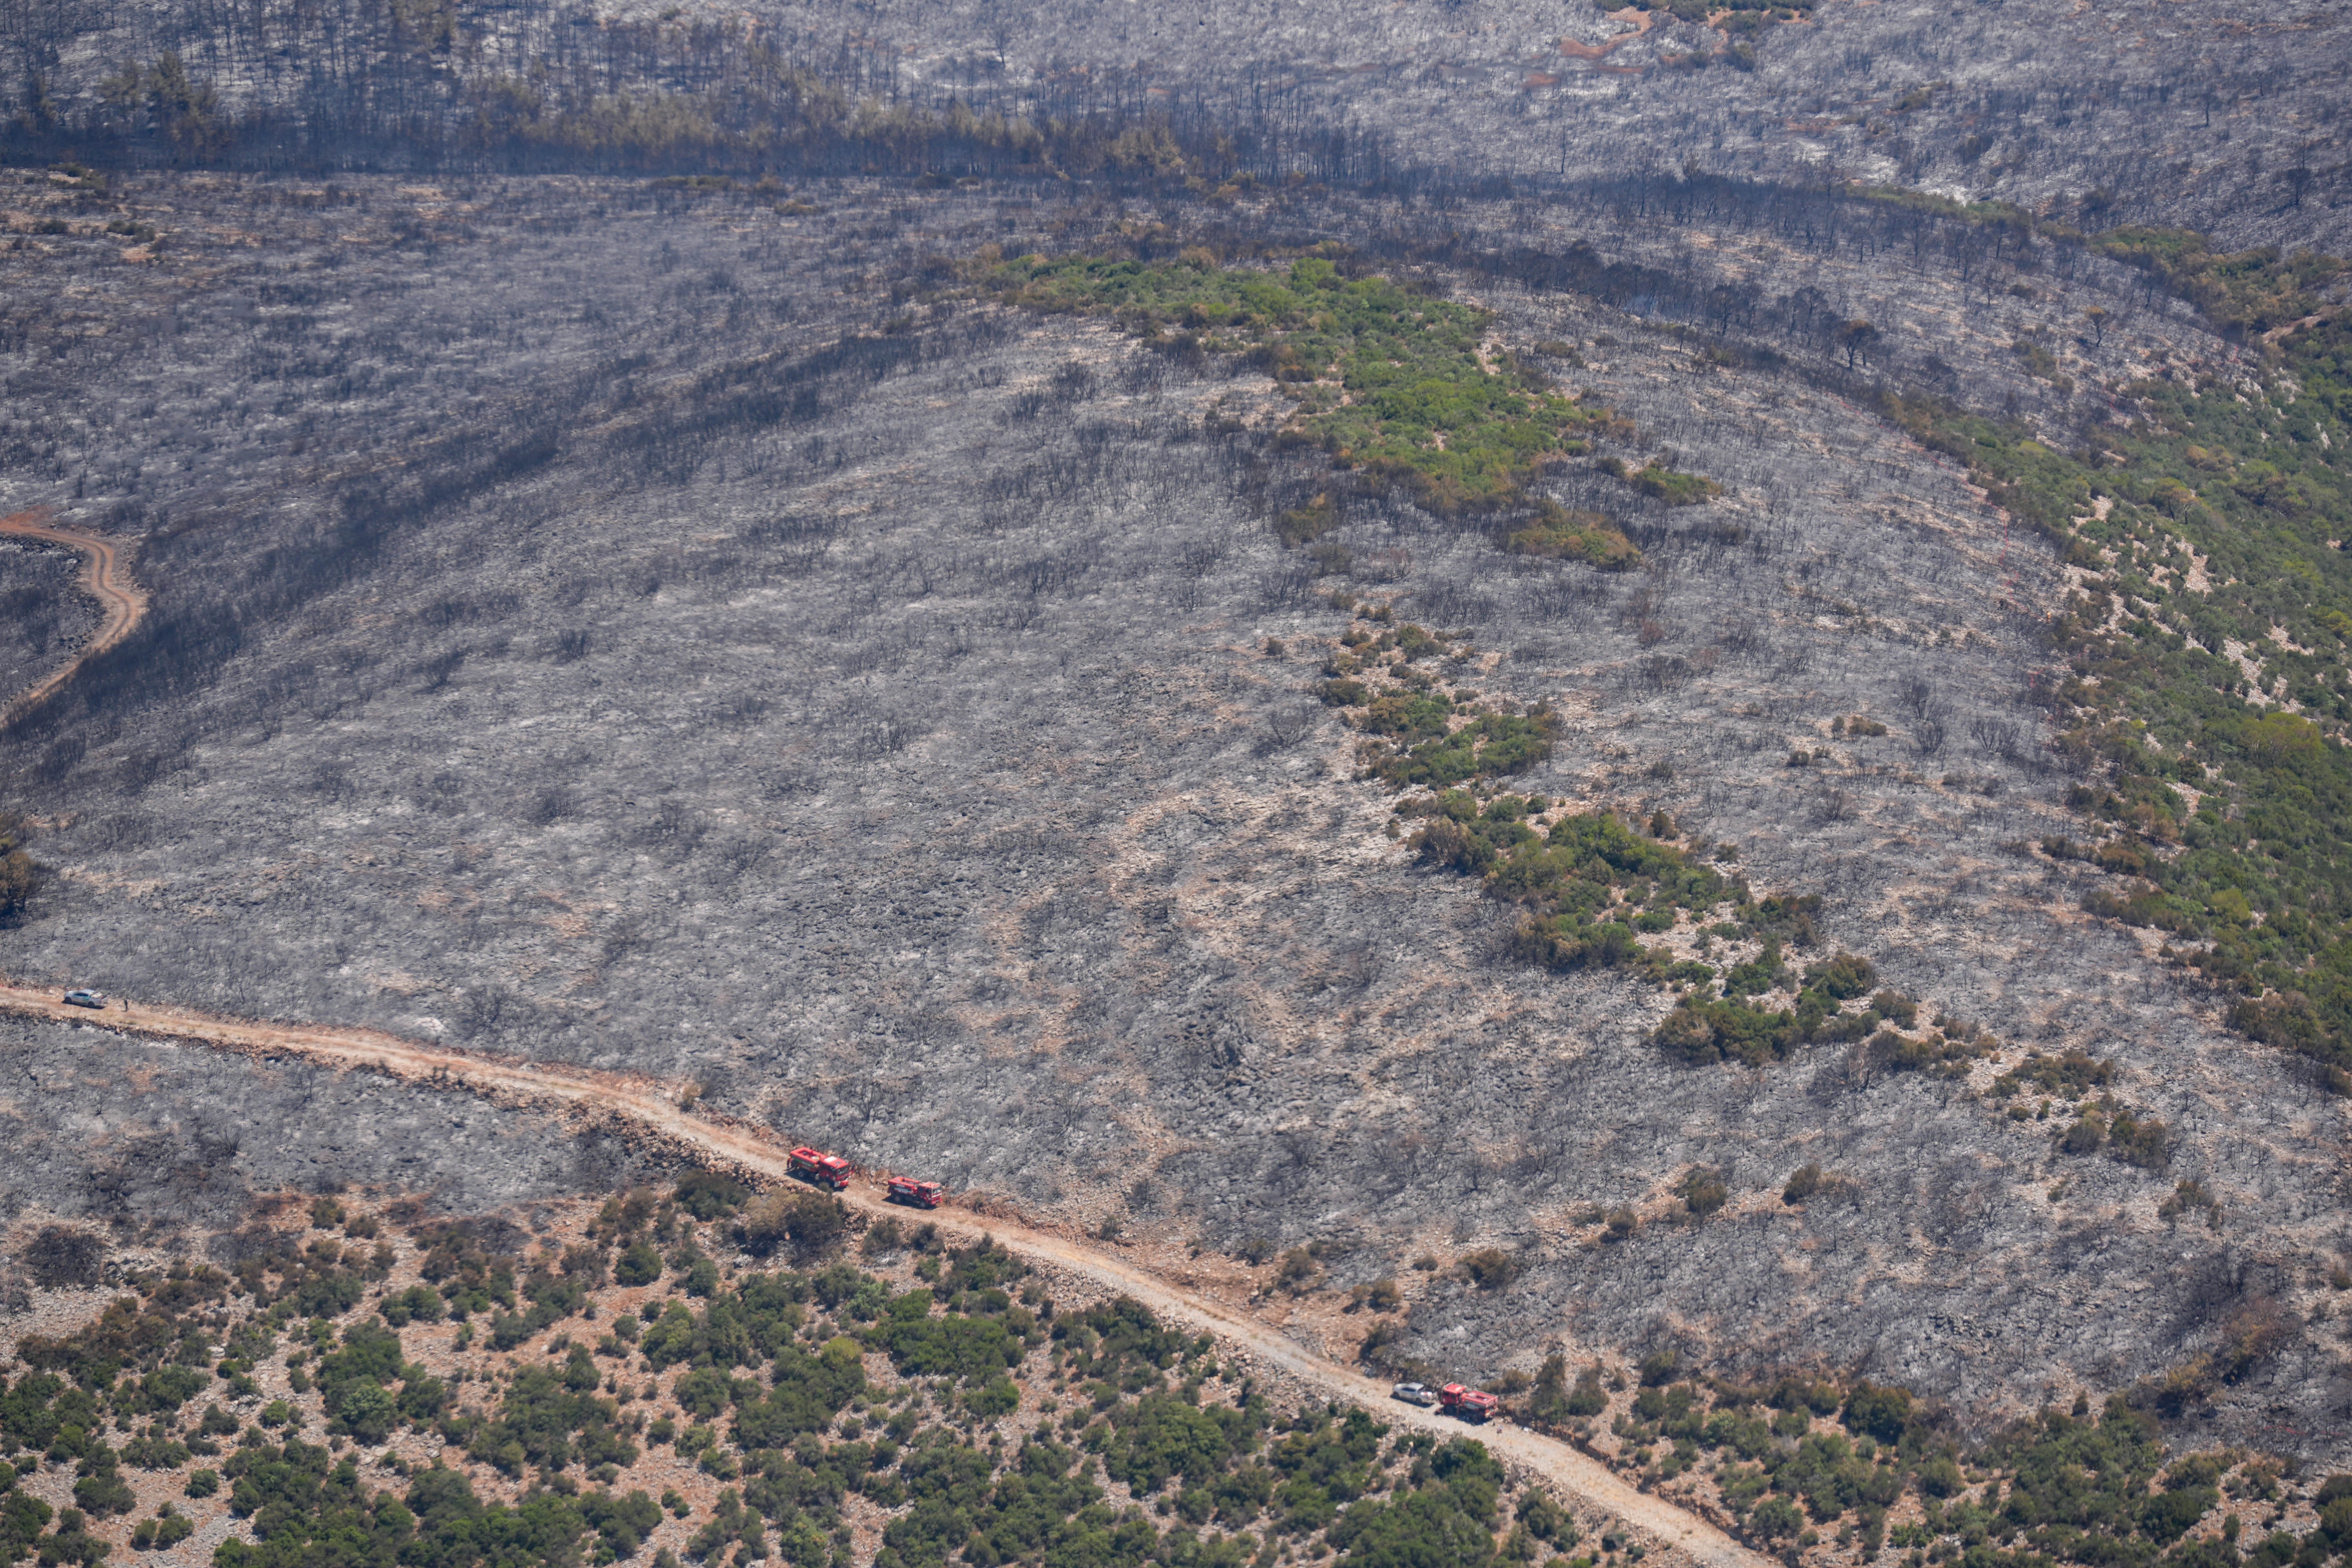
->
0 978 1764 1568
0 508 148 728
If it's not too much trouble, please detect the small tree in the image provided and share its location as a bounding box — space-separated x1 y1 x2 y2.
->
334 1380 397 1445
1837 318 1881 370
0 813 42 920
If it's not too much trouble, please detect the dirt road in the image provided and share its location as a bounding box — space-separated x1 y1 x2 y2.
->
0 978 1766 1568
0 508 148 728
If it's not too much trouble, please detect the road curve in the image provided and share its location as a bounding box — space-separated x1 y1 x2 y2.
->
0 980 1768 1568
0 508 149 728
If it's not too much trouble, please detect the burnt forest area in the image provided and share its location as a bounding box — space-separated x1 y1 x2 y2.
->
1 1 2351 1566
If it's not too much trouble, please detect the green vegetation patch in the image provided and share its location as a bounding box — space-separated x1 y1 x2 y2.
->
1505 505 1641 567
1323 615 1565 790
2089 228 2347 336
1650 951 1928 1069
1631 462 1724 506
1526 1356 2280 1562
0 1185 1579 1568
0 811 40 920
1314 606 1960 1069
981 252 1643 561
1885 309 2352 1078
1836 197 2342 339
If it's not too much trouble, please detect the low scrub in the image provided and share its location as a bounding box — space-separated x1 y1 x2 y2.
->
1884 305 2352 1076
0 1196 1563 1568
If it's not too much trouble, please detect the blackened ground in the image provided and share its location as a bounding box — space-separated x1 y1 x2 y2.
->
0 537 98 716
0 1014 667 1239
0 174 2339 1461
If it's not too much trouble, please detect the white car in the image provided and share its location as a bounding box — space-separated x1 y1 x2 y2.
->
62 989 107 1009
1391 1382 1438 1407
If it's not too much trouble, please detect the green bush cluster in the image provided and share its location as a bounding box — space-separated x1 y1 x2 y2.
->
411 1220 523 1321
205 1229 390 1319
1526 1358 1609 1426
1319 626 1909 1068
1320 619 1562 790
1887 307 2352 1076
0 1199 1574 1568
0 812 41 920
1651 952 1918 1068
13 1289 221 1415
202 1441 667 1568
980 253 1647 550
2 1498 109 1568
2088 229 2346 335
1376 712 1557 790
1588 1361 2261 1563
1504 502 1642 569
1606 0 1817 24
2050 1099 2171 1169
1990 1049 2114 1101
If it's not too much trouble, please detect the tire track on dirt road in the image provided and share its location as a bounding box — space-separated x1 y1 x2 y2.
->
0 982 1768 1568
0 508 149 729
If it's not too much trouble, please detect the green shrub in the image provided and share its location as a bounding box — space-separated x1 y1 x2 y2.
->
1782 1164 1822 1204
1677 1169 1729 1218
1748 1496 1804 1539
614 1240 663 1285
1460 1250 1519 1290
1528 1357 1607 1425
382 1283 445 1327
1631 463 1724 506
334 1381 397 1445
2060 1108 2108 1155
738 1189 847 1259
1840 1383 1910 1445
675 1170 753 1221
0 813 44 918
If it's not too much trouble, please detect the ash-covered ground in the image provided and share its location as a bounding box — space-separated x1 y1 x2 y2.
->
0 1014 662 1237
0 537 99 710
0 171 2344 1459
20 0 2350 252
